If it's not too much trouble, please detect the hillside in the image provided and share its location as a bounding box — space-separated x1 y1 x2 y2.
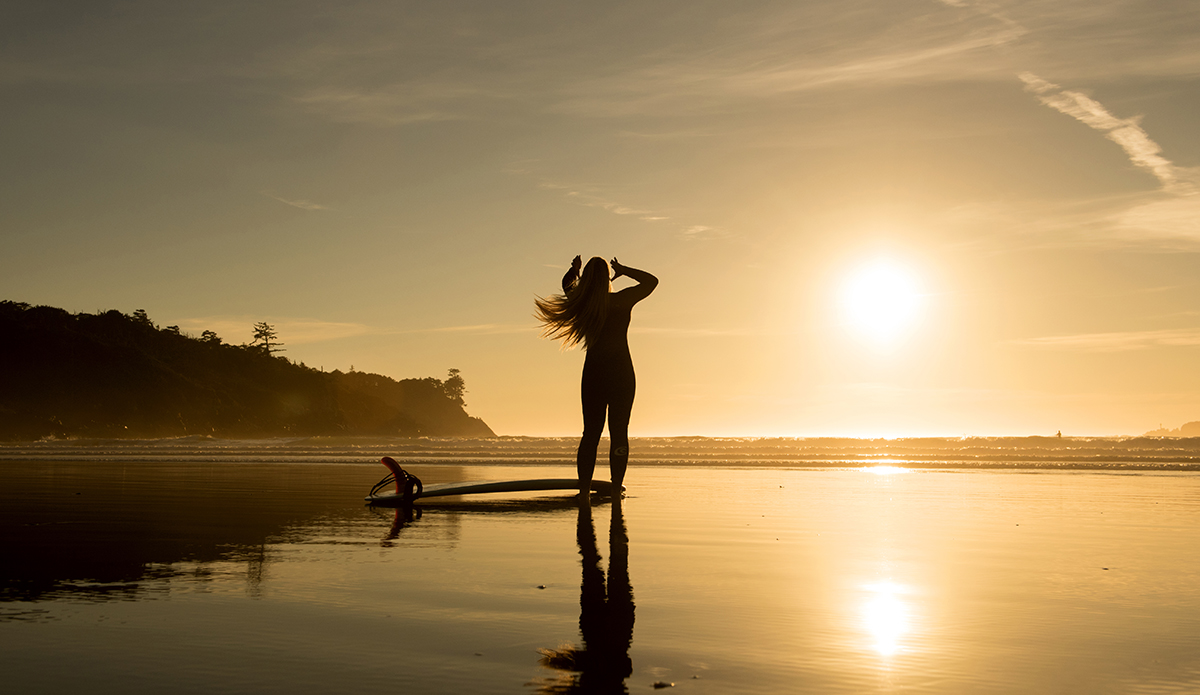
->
0 301 494 440
1145 421 1200 437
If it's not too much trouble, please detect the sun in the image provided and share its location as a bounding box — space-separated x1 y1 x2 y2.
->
839 259 924 347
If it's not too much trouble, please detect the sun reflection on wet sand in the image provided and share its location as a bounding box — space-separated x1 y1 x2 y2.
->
855 467 915 663
861 581 910 656
6 463 1200 693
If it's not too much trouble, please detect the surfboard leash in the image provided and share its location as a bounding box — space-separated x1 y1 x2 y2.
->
370 456 424 503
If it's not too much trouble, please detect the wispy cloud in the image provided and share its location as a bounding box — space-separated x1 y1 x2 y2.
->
634 325 779 337
1013 72 1200 247
531 178 728 239
1110 196 1200 246
263 193 330 211
679 225 728 241
259 3 1033 126
536 182 661 219
1011 328 1200 352
555 6 1025 117
176 317 374 345
179 316 531 343
1020 73 1195 194
392 323 530 335
934 192 1200 252
291 84 483 126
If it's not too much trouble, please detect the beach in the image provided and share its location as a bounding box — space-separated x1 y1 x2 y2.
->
8 4 1199 693
3 442 1200 693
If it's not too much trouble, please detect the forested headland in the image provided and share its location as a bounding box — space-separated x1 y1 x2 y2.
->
0 301 495 441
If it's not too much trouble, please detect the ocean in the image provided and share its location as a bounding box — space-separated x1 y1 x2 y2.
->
3 434 1199 468
2 437 1199 693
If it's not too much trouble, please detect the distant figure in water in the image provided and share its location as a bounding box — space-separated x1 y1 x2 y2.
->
536 256 658 497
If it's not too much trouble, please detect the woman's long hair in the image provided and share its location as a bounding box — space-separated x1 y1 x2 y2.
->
535 257 611 349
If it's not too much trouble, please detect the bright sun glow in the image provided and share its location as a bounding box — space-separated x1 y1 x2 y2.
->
862 581 910 656
840 259 924 347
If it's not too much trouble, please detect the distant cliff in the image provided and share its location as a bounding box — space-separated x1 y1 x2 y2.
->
0 301 495 440
1145 421 1200 437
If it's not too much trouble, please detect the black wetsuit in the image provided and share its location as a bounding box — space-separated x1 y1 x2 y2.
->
562 267 656 486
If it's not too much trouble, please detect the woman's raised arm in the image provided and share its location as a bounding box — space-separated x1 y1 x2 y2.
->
610 258 658 302
561 255 582 293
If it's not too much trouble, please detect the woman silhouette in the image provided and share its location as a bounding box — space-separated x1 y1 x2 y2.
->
536 256 658 496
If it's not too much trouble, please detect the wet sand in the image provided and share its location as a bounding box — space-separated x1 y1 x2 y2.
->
3 461 1199 693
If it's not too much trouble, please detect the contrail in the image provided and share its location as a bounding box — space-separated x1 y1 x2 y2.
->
1019 72 1191 194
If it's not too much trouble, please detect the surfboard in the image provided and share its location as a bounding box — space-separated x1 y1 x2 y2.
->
364 456 624 505
365 478 622 505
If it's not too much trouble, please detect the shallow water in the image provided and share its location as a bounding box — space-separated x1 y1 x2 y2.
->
3 461 1199 694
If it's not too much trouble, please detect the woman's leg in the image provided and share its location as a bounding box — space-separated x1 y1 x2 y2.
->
607 374 635 489
577 368 607 494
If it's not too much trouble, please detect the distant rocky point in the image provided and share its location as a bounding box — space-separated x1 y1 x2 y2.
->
0 301 494 440
1144 421 1200 437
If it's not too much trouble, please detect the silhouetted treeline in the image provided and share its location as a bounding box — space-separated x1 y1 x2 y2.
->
0 301 494 440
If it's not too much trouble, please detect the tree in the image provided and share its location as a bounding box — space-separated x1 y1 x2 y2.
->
200 330 221 345
251 322 285 355
131 309 153 327
443 368 466 406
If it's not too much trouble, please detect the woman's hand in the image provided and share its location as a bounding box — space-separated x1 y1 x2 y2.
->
571 255 582 271
610 257 625 279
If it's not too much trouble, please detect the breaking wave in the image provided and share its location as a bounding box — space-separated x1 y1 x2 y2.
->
3 435 1200 469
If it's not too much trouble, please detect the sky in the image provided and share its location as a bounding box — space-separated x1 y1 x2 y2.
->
3 0 1200 437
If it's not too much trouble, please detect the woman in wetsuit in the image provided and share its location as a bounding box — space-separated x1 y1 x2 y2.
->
535 256 658 496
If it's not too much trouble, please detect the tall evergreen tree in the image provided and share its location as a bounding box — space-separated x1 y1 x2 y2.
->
443 368 466 406
252 322 285 354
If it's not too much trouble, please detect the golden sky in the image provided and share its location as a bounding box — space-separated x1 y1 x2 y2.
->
3 1 1199 436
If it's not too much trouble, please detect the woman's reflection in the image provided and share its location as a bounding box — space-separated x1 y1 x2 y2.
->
537 499 635 693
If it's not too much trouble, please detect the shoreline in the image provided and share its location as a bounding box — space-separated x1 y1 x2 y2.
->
3 434 1200 469
2 456 1199 471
